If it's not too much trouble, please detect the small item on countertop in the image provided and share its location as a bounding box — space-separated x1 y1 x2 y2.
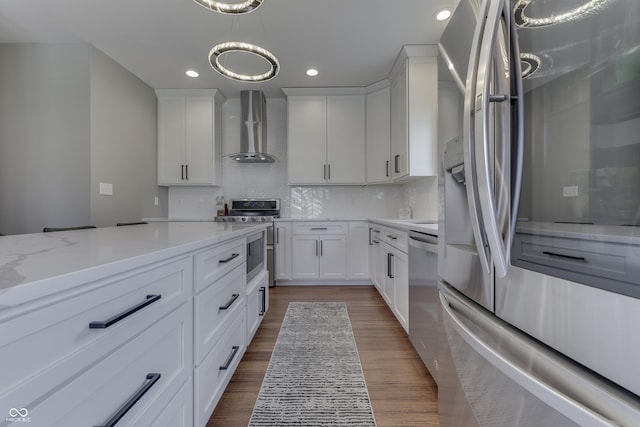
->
399 207 412 220
216 196 225 216
224 203 229 216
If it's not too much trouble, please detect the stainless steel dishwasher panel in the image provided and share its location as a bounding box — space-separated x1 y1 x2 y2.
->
408 230 440 384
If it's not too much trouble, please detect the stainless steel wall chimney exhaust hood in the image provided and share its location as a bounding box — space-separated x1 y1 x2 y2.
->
228 90 276 163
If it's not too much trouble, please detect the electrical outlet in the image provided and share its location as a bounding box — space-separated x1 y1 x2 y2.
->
563 186 579 197
154 196 159 206
99 182 113 195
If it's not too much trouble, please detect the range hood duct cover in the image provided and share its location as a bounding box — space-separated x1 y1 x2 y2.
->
229 90 276 163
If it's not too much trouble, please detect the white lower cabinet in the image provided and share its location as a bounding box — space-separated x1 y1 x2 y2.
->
247 270 269 344
369 222 409 333
194 311 246 427
32 302 192 427
150 377 194 427
274 222 292 280
292 234 347 279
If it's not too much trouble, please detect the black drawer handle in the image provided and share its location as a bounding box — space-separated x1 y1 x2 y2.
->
387 235 398 240
542 251 586 261
94 373 161 427
259 286 266 316
310 227 328 231
89 295 161 329
219 253 240 264
219 294 240 310
219 346 240 370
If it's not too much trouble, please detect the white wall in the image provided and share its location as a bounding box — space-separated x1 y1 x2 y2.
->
168 97 435 220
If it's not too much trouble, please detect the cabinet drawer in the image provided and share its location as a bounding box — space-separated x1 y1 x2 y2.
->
194 264 245 364
513 233 640 294
383 227 408 252
194 310 246 427
292 222 346 235
146 377 193 427
24 302 193 427
0 257 191 410
194 238 245 293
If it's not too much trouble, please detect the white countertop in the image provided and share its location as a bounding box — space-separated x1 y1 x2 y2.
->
0 222 268 308
368 218 439 235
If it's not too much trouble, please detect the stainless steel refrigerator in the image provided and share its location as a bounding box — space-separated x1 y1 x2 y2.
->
437 0 640 425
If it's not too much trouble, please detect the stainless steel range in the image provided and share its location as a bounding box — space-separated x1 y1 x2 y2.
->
215 199 280 287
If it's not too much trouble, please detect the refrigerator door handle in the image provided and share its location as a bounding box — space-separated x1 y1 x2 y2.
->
439 284 638 427
471 0 510 277
463 0 492 275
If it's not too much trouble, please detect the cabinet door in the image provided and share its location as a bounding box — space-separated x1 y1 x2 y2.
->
366 88 391 183
185 96 214 184
318 235 347 279
291 235 320 279
382 247 395 307
275 223 291 280
288 96 327 184
390 63 408 179
326 96 366 184
392 249 409 332
158 97 186 185
348 222 369 280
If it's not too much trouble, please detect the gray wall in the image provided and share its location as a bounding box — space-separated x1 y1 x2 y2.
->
0 44 91 235
89 47 166 227
0 43 166 235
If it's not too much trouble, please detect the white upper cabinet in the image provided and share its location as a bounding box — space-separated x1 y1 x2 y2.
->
284 89 366 185
366 86 392 184
389 46 438 181
156 89 225 186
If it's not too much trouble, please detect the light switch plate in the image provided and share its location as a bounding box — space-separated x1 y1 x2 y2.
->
562 185 579 197
99 182 113 196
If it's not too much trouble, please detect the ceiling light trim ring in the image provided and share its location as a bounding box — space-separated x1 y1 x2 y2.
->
520 53 541 79
193 0 263 15
514 0 610 28
209 42 280 82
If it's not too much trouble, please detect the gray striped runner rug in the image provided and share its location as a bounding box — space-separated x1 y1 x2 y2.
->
248 302 377 426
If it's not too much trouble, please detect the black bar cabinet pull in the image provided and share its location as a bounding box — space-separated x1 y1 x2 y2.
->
219 346 240 370
259 287 266 316
387 234 398 240
218 253 240 264
181 165 184 180
320 240 323 256
387 253 392 278
94 373 161 427
389 253 395 278
219 294 240 310
311 227 328 231
386 160 389 177
185 164 189 180
394 154 400 173
542 251 586 261
89 294 161 329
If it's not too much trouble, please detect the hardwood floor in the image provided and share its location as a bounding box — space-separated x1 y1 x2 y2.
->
208 285 440 426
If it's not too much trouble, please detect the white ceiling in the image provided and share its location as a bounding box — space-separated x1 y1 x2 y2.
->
0 0 458 98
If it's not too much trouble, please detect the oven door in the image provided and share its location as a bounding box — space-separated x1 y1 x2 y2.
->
246 231 265 283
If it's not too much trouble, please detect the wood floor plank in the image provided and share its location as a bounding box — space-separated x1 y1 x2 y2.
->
208 285 440 426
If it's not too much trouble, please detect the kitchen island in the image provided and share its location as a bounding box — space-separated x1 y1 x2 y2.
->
0 222 269 427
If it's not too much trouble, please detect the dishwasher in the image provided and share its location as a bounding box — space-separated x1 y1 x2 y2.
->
408 229 440 384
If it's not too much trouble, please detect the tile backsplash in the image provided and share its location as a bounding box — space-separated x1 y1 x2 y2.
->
168 97 437 220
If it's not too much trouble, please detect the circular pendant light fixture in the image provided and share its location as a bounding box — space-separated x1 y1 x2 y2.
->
193 0 263 15
520 53 541 79
514 0 610 28
209 42 280 82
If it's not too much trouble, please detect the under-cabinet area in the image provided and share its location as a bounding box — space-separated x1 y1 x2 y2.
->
0 222 270 427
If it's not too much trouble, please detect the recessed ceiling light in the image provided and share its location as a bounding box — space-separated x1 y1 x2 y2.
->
435 9 452 21
306 68 319 77
186 70 199 78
